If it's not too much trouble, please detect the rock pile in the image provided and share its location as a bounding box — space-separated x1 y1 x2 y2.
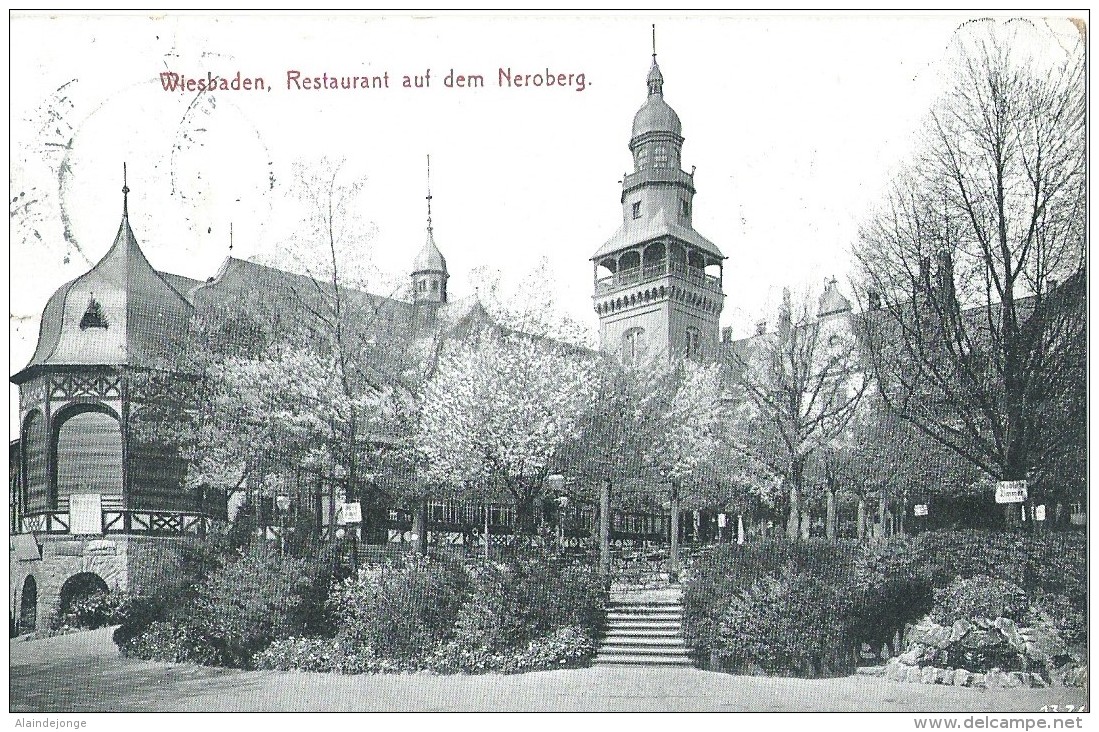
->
882 615 1086 689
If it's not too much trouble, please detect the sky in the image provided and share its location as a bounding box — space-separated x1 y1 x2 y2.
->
8 11 1085 432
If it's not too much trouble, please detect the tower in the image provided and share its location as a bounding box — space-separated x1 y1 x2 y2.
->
412 154 449 306
591 40 725 362
10 166 214 632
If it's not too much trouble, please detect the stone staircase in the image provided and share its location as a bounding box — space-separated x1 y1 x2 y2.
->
594 588 694 667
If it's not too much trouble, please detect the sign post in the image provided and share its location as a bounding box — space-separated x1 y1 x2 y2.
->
995 480 1028 504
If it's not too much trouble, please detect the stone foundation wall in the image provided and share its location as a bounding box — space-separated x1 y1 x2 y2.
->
8 534 197 632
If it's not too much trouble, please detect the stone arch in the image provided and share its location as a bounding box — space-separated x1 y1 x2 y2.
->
51 403 123 504
18 575 37 634
58 572 109 616
21 409 47 514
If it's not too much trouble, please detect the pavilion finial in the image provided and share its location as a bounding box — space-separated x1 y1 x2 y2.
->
426 154 433 233
122 162 130 218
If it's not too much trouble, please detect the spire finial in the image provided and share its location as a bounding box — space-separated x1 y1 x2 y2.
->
425 153 433 233
229 221 234 253
122 162 130 218
652 23 657 62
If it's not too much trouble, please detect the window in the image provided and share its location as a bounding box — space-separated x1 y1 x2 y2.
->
431 280 439 293
635 146 649 169
623 327 646 363
632 201 641 219
653 143 669 167
79 297 108 330
681 198 690 218
685 327 702 359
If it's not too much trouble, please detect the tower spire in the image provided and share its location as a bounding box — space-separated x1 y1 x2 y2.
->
646 26 664 97
122 162 130 218
425 153 433 234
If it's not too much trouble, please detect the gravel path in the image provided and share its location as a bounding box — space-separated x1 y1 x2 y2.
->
9 628 1087 712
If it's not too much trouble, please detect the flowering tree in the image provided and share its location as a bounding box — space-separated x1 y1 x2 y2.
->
416 328 599 532
726 288 868 541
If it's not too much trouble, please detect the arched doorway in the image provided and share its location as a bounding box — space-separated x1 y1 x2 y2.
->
58 572 109 616
18 576 37 634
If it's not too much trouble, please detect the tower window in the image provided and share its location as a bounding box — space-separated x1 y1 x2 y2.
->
632 202 641 219
623 327 646 363
653 143 669 167
685 327 701 360
431 280 439 293
681 199 690 218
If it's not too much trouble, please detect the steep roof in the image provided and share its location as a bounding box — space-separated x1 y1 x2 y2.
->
593 205 724 261
13 211 194 383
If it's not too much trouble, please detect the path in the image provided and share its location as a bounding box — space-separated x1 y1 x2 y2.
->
9 628 1088 712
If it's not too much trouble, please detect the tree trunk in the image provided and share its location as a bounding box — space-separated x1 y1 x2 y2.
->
412 499 428 555
669 482 681 576
599 480 611 576
825 488 836 542
856 497 867 541
878 495 888 538
787 483 801 541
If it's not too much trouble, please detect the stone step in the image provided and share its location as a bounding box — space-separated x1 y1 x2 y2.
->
606 611 681 619
604 628 683 638
594 654 694 667
602 637 685 646
597 643 691 655
605 623 682 633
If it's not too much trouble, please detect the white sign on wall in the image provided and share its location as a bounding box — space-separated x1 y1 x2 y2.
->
1034 504 1046 521
995 480 1028 504
338 502 362 525
68 493 103 535
913 504 929 517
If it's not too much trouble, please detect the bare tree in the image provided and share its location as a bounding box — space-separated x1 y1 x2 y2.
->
853 21 1085 516
726 288 868 541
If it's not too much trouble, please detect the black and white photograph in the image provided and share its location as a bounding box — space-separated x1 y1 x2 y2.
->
7 10 1088 720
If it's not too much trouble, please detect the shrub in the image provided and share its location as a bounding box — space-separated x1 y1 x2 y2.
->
184 545 325 667
52 590 132 631
1032 592 1087 647
452 558 604 653
683 539 862 658
117 620 218 666
717 573 857 677
253 636 403 674
329 552 471 660
930 575 1031 626
118 543 335 669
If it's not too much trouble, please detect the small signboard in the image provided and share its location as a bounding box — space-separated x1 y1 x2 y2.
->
69 493 103 535
995 480 1028 504
913 504 929 517
1034 505 1046 522
12 533 41 561
717 513 727 528
338 502 362 525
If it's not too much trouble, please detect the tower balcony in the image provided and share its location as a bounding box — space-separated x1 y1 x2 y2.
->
621 167 695 197
595 260 721 296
